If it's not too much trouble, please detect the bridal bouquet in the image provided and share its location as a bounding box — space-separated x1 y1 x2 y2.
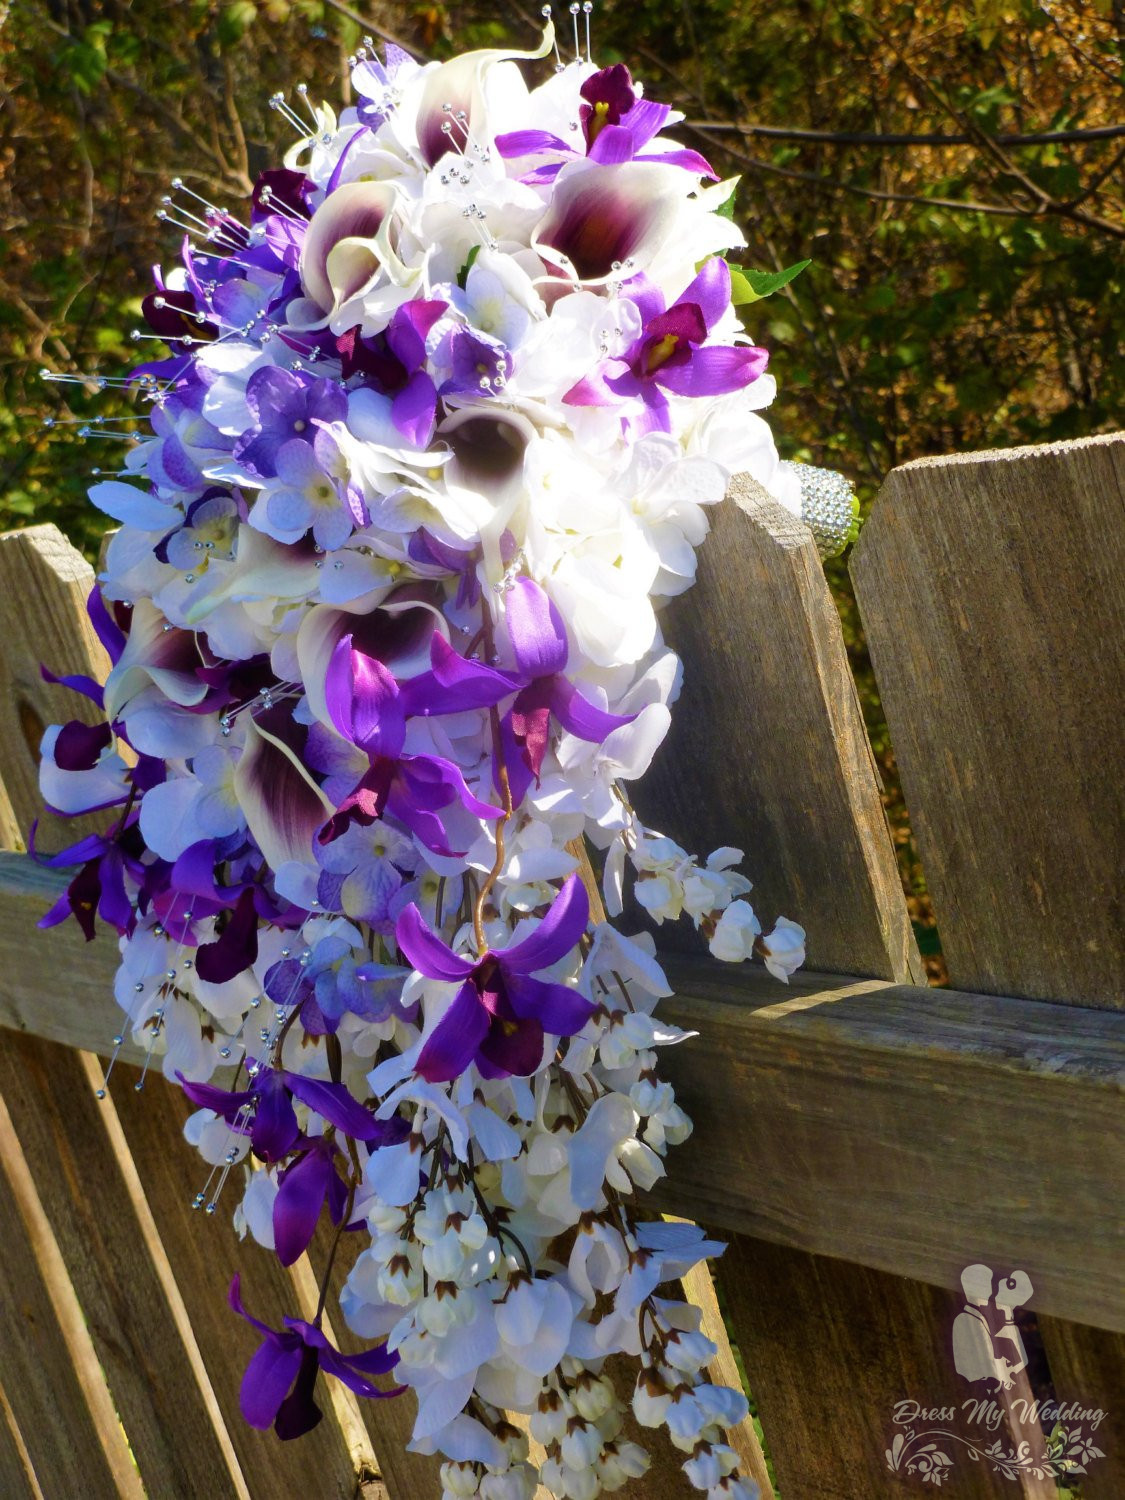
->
38 17 817 1499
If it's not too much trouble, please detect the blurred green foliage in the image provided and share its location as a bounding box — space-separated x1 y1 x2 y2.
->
1 0 1122 976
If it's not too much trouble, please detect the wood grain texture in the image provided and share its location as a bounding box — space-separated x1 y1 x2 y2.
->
655 950 1125 1333
0 525 112 851
1038 1316 1125 1498
0 1090 142 1497
3 853 1121 1332
634 475 923 983
850 432 1125 1007
0 1380 44 1500
717 1238 1014 1499
0 1032 246 1498
109 1066 366 1500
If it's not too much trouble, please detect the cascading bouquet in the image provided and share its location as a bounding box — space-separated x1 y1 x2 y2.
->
35 14 844 1499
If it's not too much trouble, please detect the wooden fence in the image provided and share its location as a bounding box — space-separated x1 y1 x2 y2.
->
0 432 1120 1499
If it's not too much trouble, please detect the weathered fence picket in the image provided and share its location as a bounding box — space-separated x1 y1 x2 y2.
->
851 433 1125 1493
0 432 1120 1498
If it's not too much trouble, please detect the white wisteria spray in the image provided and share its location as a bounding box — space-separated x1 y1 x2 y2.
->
36 10 827 1498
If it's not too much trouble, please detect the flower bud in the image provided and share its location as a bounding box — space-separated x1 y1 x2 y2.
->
632 1369 671 1427
663 1328 718 1374
707 1479 760 1500
758 916 806 981
560 1416 603 1470
684 1443 724 1489
480 1465 538 1500
440 1460 482 1498
708 900 761 963
695 1382 750 1429
572 1371 615 1421
530 1386 572 1445
599 1437 650 1490
665 1390 708 1449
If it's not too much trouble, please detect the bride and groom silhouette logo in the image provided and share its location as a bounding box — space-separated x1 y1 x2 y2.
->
951 1264 1034 1392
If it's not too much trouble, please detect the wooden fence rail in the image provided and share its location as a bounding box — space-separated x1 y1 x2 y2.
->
0 431 1121 1499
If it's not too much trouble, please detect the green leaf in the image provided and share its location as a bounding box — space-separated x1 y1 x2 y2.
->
715 180 739 221
217 1 259 47
457 243 481 290
730 260 812 304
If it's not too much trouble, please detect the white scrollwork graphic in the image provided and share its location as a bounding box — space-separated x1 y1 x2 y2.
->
886 1426 1106 1486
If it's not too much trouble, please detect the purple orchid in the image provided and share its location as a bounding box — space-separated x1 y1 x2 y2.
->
234 369 347 478
396 873 595 1082
251 169 312 223
229 1275 401 1440
178 1062 401 1164
564 258 768 431
318 635 503 856
500 578 636 805
337 298 446 446
35 828 142 940
194 886 259 984
496 64 716 185
272 1136 350 1266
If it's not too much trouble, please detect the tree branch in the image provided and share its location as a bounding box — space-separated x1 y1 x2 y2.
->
688 121 1125 148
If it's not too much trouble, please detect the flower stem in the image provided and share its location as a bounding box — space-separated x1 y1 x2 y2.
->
472 602 514 954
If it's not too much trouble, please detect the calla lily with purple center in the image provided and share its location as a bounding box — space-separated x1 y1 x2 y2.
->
318 634 503 855
396 873 595 1083
500 577 636 805
298 180 400 320
532 159 691 285
564 257 768 432
229 1274 401 1440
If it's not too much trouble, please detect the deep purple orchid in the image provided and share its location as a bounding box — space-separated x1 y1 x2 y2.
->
396 873 595 1082
500 578 635 805
272 1136 350 1266
194 885 259 983
564 258 768 431
36 828 142 940
533 159 689 284
318 635 503 855
251 169 312 223
234 368 347 478
337 298 445 446
229 1275 401 1440
496 64 716 185
178 1062 400 1164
